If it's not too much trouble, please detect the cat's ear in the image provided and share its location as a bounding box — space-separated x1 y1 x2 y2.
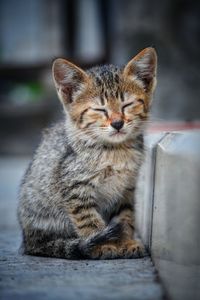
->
52 58 89 105
123 47 157 92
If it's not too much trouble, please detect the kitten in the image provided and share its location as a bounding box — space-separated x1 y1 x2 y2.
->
18 47 157 259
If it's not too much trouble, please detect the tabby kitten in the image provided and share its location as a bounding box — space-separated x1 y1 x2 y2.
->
18 47 157 259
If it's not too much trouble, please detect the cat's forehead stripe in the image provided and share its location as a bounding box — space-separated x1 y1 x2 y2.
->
88 65 121 91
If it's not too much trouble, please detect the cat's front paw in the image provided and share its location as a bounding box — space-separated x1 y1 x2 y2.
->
119 240 146 258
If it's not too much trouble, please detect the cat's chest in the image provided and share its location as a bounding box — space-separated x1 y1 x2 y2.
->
91 148 141 199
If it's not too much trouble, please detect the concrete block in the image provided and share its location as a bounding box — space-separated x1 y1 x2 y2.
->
151 131 200 300
136 133 166 248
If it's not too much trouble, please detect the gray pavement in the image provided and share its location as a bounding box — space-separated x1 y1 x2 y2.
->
0 157 165 300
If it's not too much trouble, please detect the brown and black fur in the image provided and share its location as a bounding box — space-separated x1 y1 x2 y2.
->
18 47 157 259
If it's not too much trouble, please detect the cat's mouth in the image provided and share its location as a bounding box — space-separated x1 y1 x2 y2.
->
108 130 128 143
110 130 126 136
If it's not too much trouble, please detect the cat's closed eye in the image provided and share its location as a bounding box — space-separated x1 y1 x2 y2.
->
92 108 108 118
93 108 107 113
122 102 134 113
122 99 145 112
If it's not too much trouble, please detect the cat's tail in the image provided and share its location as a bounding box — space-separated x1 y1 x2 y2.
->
23 221 123 260
70 221 123 259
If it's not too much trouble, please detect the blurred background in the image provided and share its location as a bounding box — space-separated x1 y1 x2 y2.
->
0 0 200 155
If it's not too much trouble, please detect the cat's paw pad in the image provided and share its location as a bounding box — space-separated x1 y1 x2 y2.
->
100 244 119 259
120 240 145 258
92 244 118 259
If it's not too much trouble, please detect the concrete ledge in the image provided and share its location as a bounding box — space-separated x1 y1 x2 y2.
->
136 130 200 300
136 133 166 247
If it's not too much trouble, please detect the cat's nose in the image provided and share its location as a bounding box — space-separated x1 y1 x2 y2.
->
110 120 124 131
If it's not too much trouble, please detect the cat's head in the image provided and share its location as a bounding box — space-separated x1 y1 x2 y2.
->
52 47 157 146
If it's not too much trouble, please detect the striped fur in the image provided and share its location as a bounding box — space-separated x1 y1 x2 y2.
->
18 48 157 259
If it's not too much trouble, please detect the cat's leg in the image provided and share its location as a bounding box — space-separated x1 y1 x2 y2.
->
86 202 133 259
89 202 139 259
67 199 106 237
66 195 125 259
65 190 144 259
112 202 145 258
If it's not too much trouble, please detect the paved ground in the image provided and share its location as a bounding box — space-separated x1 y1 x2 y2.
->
0 157 165 300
